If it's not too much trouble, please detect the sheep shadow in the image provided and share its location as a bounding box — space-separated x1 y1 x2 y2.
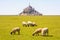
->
40 35 53 37
33 34 53 37
10 33 21 35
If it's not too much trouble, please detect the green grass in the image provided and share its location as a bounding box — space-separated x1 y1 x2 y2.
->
0 15 60 40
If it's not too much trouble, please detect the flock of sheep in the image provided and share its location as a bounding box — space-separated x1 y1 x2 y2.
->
22 21 37 27
10 21 48 36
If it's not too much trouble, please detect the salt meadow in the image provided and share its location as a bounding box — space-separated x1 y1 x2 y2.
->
0 16 60 40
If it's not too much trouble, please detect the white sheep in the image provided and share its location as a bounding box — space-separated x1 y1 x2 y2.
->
32 28 42 36
42 28 48 36
27 21 32 24
27 21 37 27
22 21 27 27
32 22 37 26
10 27 20 35
32 28 48 36
27 21 32 27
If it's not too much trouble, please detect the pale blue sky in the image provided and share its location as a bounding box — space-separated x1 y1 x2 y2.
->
0 0 60 15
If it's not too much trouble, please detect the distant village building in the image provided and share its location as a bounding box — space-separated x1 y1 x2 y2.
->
19 5 42 16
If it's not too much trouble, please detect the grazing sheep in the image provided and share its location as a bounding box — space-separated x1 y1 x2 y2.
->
42 28 48 36
27 21 32 27
10 27 20 35
22 21 37 27
22 21 27 27
32 22 37 26
32 28 48 36
27 21 32 24
27 21 37 27
32 28 42 36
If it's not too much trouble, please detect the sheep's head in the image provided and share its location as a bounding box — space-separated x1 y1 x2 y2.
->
10 32 12 35
32 33 35 36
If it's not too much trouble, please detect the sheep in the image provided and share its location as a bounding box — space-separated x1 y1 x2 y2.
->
27 21 32 27
27 21 37 27
10 27 20 35
32 28 48 36
27 21 32 24
32 28 42 36
42 28 48 36
22 21 37 27
32 22 37 26
22 21 27 27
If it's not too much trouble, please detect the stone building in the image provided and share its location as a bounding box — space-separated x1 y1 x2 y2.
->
19 5 42 16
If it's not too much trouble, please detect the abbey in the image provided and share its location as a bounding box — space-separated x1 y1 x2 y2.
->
19 5 42 16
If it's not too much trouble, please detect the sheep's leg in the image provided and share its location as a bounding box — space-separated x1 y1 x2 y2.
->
35 24 37 26
42 31 44 36
18 31 20 35
31 24 33 27
14 32 15 35
18 30 20 35
27 24 29 27
18 32 20 35
46 30 48 36
42 31 46 36
25 25 27 27
37 33 39 36
23 24 24 27
36 33 39 36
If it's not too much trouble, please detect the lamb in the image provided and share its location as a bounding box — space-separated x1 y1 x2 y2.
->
32 28 48 36
10 27 20 35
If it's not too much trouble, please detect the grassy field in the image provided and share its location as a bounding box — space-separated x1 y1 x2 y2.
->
0 15 60 40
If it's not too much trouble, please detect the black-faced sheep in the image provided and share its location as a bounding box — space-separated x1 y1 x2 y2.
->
10 27 20 35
